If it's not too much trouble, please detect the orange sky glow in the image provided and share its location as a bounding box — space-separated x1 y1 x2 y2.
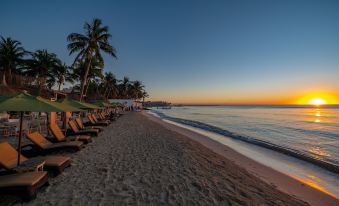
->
152 90 339 105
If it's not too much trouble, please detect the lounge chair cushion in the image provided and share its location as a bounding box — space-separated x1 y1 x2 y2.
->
92 115 110 125
49 124 66 141
44 156 70 167
75 117 102 132
26 132 84 151
68 120 80 132
0 142 28 169
0 171 48 187
26 132 52 149
50 123 92 143
69 120 98 136
75 117 86 129
47 141 83 150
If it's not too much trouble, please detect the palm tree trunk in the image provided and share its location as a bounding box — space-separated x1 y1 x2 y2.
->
106 87 111 99
38 78 44 96
84 78 91 98
58 83 61 91
1 73 8 86
103 85 109 97
80 57 92 101
8 68 12 86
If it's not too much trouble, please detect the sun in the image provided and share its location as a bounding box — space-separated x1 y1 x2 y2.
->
295 92 339 105
309 98 327 106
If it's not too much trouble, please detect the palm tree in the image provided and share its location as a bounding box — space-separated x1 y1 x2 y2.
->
67 18 117 101
71 57 104 97
103 72 118 98
141 90 149 103
128 80 144 99
50 61 73 91
0 36 26 86
23 50 59 95
118 76 130 98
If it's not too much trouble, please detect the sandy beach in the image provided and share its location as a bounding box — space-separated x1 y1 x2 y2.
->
1 112 337 205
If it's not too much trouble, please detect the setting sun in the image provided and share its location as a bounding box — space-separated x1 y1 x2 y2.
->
309 98 327 106
295 92 339 105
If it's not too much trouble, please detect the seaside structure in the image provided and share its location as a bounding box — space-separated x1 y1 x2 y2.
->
109 99 142 110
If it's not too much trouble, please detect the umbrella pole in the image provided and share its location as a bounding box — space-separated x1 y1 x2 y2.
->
17 111 23 166
46 112 49 136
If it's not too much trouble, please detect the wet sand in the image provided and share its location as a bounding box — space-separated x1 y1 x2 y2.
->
2 112 334 205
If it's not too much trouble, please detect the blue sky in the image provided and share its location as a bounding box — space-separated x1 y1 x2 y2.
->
1 0 339 104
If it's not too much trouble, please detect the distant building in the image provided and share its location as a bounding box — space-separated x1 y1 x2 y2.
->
108 99 142 109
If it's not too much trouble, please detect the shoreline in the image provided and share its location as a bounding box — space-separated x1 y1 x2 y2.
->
142 111 338 206
152 111 338 174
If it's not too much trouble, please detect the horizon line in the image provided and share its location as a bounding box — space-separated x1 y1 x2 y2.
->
170 103 339 107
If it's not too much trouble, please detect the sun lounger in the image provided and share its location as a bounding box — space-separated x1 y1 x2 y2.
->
68 120 99 137
105 111 120 120
26 132 84 153
0 171 48 200
0 142 71 176
87 114 109 126
49 123 92 144
75 117 103 132
92 114 110 125
99 112 116 121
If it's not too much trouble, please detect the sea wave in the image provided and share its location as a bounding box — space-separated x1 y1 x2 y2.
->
151 110 339 174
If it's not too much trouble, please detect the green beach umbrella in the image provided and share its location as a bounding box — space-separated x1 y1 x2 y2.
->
110 102 124 108
37 97 86 136
0 93 69 112
93 101 111 108
0 93 83 166
38 97 85 112
58 98 101 110
110 102 123 108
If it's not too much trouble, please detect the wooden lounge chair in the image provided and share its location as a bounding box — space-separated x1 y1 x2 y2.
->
0 142 71 176
68 120 98 137
92 114 110 125
99 112 116 121
49 123 92 144
26 132 84 153
98 113 106 120
87 114 109 126
0 171 48 200
74 117 103 132
105 111 120 120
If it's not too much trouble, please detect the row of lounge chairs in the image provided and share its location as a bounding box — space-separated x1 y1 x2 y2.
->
0 112 119 201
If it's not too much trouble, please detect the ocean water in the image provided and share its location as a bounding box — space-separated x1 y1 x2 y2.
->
149 105 339 197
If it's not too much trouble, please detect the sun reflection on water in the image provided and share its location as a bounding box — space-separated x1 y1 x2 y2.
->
313 109 322 123
308 146 331 158
292 176 337 198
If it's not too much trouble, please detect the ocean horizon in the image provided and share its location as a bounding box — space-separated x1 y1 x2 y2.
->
172 104 339 108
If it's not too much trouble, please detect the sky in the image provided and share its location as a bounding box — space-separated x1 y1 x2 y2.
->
1 0 339 104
